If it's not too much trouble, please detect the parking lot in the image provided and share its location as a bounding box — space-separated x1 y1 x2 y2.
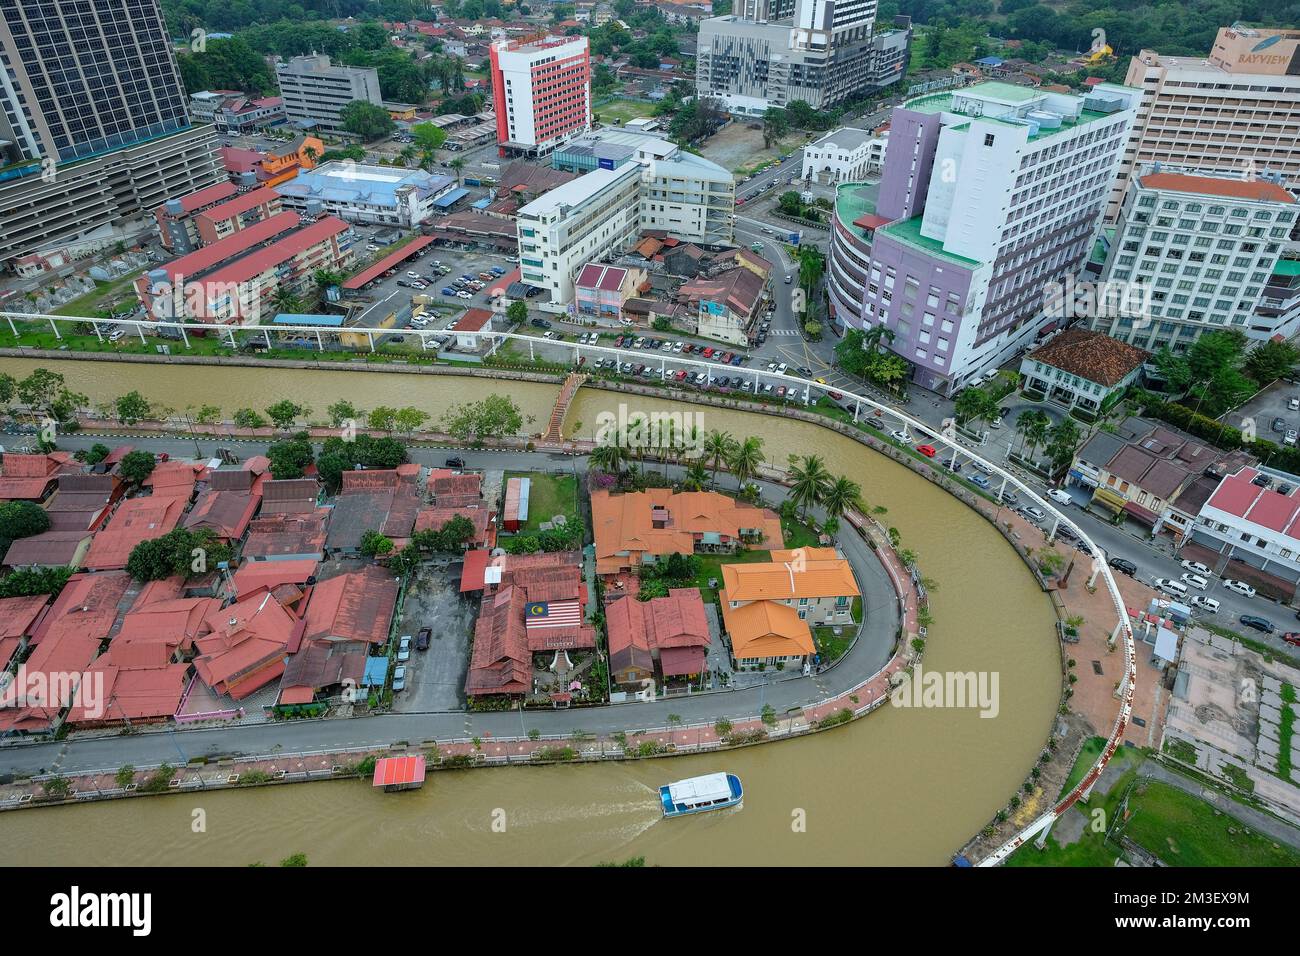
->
1223 379 1300 447
390 561 477 712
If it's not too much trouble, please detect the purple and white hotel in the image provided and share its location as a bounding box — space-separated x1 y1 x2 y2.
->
827 81 1142 395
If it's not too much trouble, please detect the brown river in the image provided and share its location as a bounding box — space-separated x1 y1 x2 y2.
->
0 359 1060 866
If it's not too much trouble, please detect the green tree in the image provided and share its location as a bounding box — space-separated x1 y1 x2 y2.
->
702 430 736 488
368 406 398 432
441 394 526 442
360 530 394 556
1244 339 1300 384
787 454 831 521
0 500 51 555
726 436 765 490
340 100 395 140
821 476 864 521
266 399 309 430
266 433 315 480
126 528 231 581
411 122 447 165
194 405 222 425
762 107 789 149
506 300 529 325
118 450 157 484
0 565 73 598
393 406 430 435
326 400 361 427
114 390 153 425
233 408 267 429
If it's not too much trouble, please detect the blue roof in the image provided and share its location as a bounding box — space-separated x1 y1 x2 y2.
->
471 197 491 209
433 186 470 209
272 313 344 327
975 56 1004 66
362 658 388 688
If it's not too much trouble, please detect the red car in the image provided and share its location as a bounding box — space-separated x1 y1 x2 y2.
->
917 444 937 458
702 347 715 358
1283 633 1300 647
827 390 843 401
719 351 734 363
674 369 688 381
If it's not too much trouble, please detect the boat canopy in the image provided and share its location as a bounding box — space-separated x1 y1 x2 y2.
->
667 773 732 807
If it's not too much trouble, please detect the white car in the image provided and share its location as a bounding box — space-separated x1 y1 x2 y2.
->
1222 579 1257 598
1191 595 1220 614
1020 506 1047 524
457 291 473 300
890 429 911 443
1180 560 1210 576
777 363 789 375
406 271 419 278
1045 488 1072 506
397 635 412 662
1180 572 1209 591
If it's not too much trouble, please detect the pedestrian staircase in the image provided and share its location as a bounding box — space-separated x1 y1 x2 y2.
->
543 372 586 443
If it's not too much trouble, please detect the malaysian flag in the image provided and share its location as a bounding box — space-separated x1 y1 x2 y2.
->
525 599 583 629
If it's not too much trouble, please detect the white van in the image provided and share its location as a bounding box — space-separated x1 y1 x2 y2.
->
1154 578 1188 599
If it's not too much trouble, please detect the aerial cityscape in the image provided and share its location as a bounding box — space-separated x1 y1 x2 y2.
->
0 0 1297 891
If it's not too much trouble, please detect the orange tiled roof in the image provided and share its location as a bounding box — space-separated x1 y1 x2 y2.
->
720 557 859 602
719 597 814 659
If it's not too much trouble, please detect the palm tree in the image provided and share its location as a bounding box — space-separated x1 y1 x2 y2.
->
1014 409 1037 457
1046 418 1082 473
787 454 831 521
449 157 466 185
590 442 627 475
726 436 765 491
683 460 709 491
702 429 736 488
821 475 864 521
1025 411 1052 462
656 418 678 477
271 286 301 314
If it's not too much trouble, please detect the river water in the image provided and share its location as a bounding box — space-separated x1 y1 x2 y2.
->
0 359 1060 866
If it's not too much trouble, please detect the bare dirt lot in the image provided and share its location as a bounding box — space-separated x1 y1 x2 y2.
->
700 122 805 175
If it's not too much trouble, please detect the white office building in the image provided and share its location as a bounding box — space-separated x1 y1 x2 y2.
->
1091 168 1297 349
801 127 887 184
640 149 736 246
518 163 643 307
278 162 457 227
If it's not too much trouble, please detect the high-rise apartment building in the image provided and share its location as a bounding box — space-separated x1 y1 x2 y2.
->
1105 25 1300 221
828 81 1141 394
1091 169 1296 348
0 0 222 268
696 0 911 114
275 54 383 137
490 35 591 158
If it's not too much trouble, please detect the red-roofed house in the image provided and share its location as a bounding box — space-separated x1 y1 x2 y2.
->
0 593 49 670
0 452 76 501
193 591 301 699
430 471 483 508
302 566 399 645
413 506 494 548
0 571 131 733
242 510 329 561
183 486 262 543
232 558 318 598
154 180 241 252
606 588 710 688
1189 466 1300 600
82 496 188 570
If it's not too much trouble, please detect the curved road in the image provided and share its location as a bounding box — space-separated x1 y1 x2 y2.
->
0 434 901 778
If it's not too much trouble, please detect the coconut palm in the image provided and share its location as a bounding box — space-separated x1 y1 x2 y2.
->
787 454 832 521
821 475 864 521
590 441 627 475
702 429 736 488
1014 409 1037 457
726 436 765 491
449 157 466 185
683 460 710 491
271 286 301 314
1025 411 1052 462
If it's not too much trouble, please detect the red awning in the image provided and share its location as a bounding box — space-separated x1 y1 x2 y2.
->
459 548 491 592
372 755 426 787
343 236 434 290
1122 501 1159 525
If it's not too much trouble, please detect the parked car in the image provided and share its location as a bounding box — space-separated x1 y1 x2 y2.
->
1273 417 1288 433
890 429 911 443
1190 595 1220 614
1020 506 1047 524
445 456 465 468
441 287 456 296
969 474 991 489
1108 557 1138 577
971 459 994 475
1283 632 1300 647
1154 578 1188 598
1180 572 1209 591
397 635 412 662
1239 614 1275 634
1046 488 1072 506
916 444 937 458
1223 579 1257 598
530 317 552 329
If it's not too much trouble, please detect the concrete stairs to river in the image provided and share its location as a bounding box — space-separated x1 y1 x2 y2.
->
542 372 586 443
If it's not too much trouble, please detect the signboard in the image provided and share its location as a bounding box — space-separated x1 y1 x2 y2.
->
598 157 616 170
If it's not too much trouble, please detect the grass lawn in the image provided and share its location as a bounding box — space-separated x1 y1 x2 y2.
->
813 624 854 663
781 516 820 550
693 548 771 604
504 471 579 533
51 266 150 318
593 98 660 126
1125 780 1300 867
